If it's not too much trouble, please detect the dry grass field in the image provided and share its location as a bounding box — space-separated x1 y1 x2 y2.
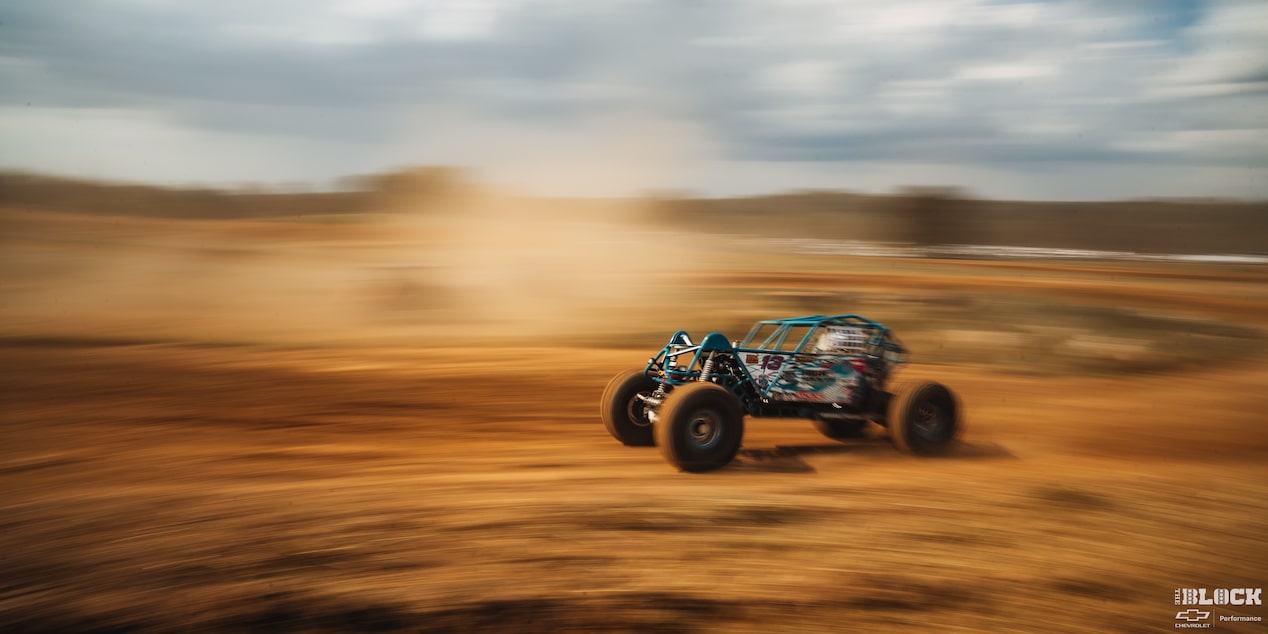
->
2 203 1266 632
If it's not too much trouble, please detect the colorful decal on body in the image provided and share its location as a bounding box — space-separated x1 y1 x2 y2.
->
741 352 866 406
745 353 785 390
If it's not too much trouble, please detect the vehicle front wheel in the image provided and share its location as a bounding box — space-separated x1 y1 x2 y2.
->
600 369 659 446
889 381 960 455
656 382 744 472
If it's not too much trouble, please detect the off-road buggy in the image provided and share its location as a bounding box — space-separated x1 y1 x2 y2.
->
600 314 961 472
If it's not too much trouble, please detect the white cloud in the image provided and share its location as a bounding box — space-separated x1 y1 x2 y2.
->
876 80 955 117
1113 129 1268 160
953 63 1059 82
759 61 841 95
331 0 413 19
411 0 506 40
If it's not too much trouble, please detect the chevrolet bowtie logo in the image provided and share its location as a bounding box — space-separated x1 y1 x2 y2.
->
1176 609 1210 622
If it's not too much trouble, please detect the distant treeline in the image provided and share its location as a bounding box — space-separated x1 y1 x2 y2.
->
0 168 473 220
0 171 379 219
655 187 1268 255
3 169 1266 255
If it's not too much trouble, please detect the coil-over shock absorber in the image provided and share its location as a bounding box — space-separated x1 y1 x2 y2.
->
699 351 716 382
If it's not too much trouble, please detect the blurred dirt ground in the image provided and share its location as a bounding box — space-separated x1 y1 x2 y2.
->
2 205 1267 632
2 341 1266 633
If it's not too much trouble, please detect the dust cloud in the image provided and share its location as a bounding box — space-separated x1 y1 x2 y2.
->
382 191 701 340
0 176 713 346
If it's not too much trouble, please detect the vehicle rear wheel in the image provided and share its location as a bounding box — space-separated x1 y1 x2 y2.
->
600 369 659 446
656 382 744 472
812 418 869 441
889 381 960 455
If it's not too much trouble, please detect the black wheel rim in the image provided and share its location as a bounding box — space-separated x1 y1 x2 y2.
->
687 409 723 449
627 392 652 427
912 402 946 441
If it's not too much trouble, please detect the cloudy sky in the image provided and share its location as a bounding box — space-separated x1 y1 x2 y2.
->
2 0 1266 199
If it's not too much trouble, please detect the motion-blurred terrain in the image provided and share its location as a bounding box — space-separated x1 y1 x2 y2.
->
2 170 1267 632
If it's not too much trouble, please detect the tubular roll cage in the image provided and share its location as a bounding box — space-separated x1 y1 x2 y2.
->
643 314 908 414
